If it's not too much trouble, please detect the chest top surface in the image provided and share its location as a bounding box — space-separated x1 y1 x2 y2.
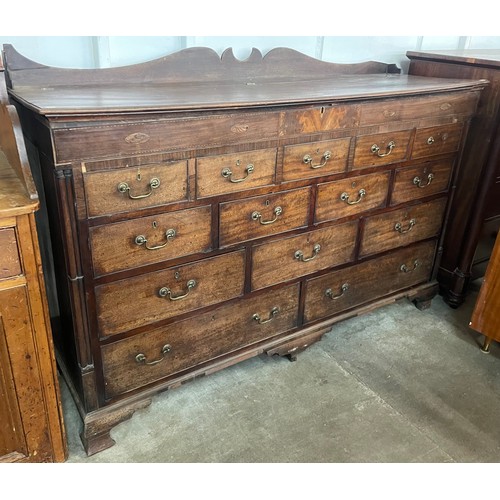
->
2 45 487 116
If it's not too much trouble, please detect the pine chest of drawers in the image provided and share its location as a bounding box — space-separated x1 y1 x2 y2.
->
2 45 486 455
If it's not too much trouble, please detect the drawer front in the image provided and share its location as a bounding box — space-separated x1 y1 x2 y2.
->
282 138 350 181
102 283 300 399
411 123 463 160
391 159 453 206
360 198 447 257
251 221 358 290
84 160 188 217
353 129 411 169
219 187 310 247
315 171 390 223
0 228 21 279
285 104 360 134
53 111 281 162
96 250 245 337
359 92 479 126
89 206 212 276
304 240 436 323
196 148 277 198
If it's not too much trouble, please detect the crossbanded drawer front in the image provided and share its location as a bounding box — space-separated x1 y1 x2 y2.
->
359 197 447 257
0 228 21 279
359 92 479 126
83 160 188 217
353 129 411 169
304 240 436 323
315 171 390 223
95 250 245 337
219 187 310 247
53 111 281 163
196 148 277 198
285 104 360 134
251 221 358 290
391 159 453 206
89 206 212 276
411 123 463 160
101 283 300 398
282 138 350 182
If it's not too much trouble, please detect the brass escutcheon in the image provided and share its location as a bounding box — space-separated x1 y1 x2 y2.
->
117 177 160 200
371 141 395 158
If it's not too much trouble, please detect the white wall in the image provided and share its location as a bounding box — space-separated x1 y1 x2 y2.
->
1 36 500 73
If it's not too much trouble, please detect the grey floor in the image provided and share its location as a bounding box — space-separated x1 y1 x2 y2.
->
61 280 500 463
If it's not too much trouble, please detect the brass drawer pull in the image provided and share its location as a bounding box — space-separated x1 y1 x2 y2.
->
340 188 366 205
135 344 171 366
251 206 283 225
158 279 197 301
427 136 435 145
221 164 254 183
400 260 420 273
303 150 332 169
295 243 321 262
135 229 176 250
413 173 434 188
371 141 395 158
325 283 349 300
253 306 279 324
117 177 160 200
394 218 416 234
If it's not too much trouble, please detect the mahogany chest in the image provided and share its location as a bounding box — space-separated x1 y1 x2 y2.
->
2 45 486 455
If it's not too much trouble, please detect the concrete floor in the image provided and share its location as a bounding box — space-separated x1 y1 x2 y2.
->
61 281 500 463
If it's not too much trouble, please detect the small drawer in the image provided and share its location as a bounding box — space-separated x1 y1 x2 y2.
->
89 206 212 276
285 104 360 135
282 138 350 182
359 198 447 257
391 159 453 206
95 250 245 337
315 171 390 223
83 160 188 217
53 111 282 163
411 123 463 160
251 221 358 290
304 240 436 324
360 92 479 126
101 283 300 399
219 187 310 247
0 228 21 279
196 148 277 198
353 129 411 169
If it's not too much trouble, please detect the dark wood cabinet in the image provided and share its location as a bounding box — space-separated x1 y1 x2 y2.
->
2 44 485 456
407 49 500 307
0 61 66 463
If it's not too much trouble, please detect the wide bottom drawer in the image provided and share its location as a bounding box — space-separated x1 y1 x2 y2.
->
303 240 436 324
101 283 300 399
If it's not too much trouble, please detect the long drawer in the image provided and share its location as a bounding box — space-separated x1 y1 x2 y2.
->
101 283 300 399
95 250 246 337
304 240 437 324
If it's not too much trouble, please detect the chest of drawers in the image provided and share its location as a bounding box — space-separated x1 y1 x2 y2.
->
2 44 486 456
